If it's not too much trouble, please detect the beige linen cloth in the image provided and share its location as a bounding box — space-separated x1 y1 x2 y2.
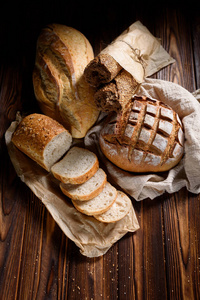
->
85 78 200 201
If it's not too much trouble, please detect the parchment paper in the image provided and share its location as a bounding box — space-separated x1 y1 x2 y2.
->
101 21 175 83
5 119 139 257
85 78 200 201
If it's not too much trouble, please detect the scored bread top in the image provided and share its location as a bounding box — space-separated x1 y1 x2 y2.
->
100 96 184 172
33 24 99 138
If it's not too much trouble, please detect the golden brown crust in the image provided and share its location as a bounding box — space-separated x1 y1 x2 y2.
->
33 24 99 138
11 113 68 170
99 96 184 173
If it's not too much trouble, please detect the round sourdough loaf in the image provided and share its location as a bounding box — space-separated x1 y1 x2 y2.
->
33 24 99 138
99 96 184 173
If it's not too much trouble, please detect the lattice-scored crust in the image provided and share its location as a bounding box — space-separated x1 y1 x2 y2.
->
100 96 184 172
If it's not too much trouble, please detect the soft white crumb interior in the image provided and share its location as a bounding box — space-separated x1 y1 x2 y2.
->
52 147 97 176
73 182 117 215
44 131 72 170
62 168 105 196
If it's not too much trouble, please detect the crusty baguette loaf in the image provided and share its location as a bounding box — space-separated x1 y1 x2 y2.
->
60 168 107 201
51 147 99 184
99 96 184 172
72 182 117 216
33 24 99 138
11 113 72 171
94 191 132 223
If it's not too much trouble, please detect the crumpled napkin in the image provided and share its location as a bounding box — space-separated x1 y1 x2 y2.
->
85 78 200 201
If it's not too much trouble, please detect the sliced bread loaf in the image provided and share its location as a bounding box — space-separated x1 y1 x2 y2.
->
12 113 72 171
60 168 107 201
94 191 132 223
51 146 99 184
72 182 117 216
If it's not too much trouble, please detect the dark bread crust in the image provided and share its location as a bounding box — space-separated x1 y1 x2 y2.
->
84 53 122 87
94 69 139 112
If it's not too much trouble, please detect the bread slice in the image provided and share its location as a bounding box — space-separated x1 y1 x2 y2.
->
94 191 132 223
60 168 107 201
51 146 99 184
11 113 72 171
72 182 117 216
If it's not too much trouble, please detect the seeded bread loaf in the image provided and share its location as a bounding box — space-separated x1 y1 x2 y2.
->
33 24 99 138
11 114 72 171
99 96 184 172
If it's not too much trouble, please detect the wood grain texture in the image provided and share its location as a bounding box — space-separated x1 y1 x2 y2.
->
0 3 200 300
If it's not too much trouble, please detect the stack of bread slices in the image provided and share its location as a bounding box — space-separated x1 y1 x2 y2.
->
51 146 132 223
11 113 132 223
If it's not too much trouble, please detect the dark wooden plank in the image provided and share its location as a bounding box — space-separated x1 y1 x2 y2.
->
154 8 196 92
0 158 27 299
162 190 200 299
192 12 200 89
155 9 200 300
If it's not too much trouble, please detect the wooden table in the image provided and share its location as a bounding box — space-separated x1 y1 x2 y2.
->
1 3 200 299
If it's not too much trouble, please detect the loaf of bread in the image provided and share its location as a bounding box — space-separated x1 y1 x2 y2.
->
99 96 184 172
11 113 72 171
33 24 99 138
